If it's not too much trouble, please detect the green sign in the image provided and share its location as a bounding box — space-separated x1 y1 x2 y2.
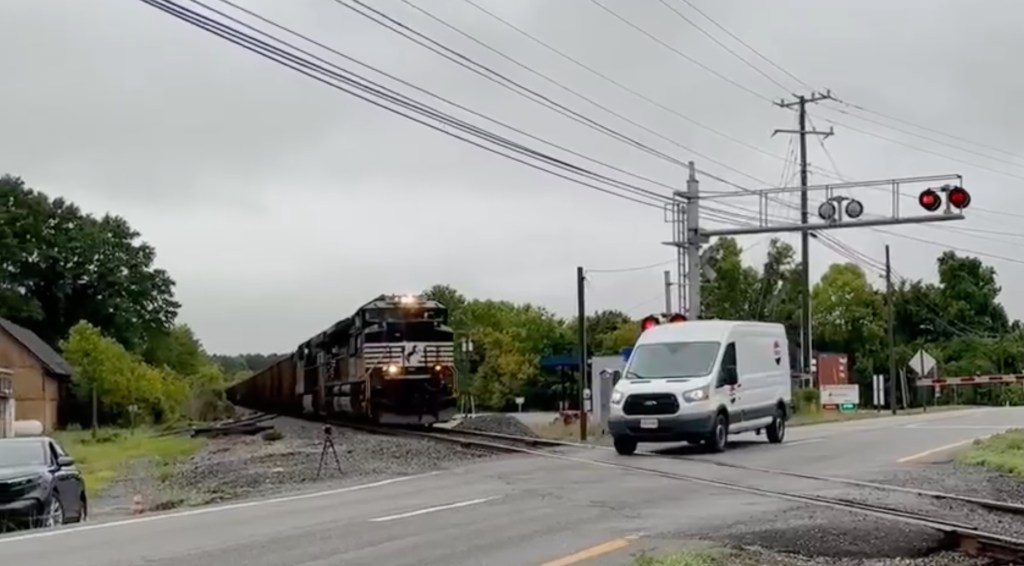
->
839 403 856 411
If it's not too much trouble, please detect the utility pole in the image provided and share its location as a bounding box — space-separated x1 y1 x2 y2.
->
663 270 673 316
773 91 834 377
885 244 897 415
683 162 702 318
575 266 588 441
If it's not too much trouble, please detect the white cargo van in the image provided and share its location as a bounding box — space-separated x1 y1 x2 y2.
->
607 320 792 455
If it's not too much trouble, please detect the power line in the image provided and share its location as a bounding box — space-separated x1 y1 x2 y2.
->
654 0 792 92
210 0 681 197
833 97 1024 162
456 0 842 182
384 0 771 190
143 0 670 209
586 0 776 103
672 0 814 91
588 259 676 274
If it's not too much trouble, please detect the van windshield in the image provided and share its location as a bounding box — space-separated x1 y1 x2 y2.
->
625 341 721 380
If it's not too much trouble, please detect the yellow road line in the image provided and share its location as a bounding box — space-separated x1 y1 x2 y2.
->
897 435 991 463
537 535 640 566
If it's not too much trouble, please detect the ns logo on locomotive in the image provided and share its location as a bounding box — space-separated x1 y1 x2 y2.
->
227 294 458 425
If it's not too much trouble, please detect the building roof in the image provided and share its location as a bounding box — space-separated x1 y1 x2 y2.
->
0 318 73 378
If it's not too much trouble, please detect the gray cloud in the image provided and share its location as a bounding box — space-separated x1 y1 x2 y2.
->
3 0 1023 353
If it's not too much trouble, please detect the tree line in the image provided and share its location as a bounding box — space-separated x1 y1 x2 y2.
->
1 174 234 427
422 236 1024 410
4 174 1020 425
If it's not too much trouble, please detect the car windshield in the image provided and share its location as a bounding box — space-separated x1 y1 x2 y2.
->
625 341 721 379
0 441 46 467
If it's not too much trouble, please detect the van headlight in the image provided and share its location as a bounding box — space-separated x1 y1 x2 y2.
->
610 390 624 405
682 387 708 403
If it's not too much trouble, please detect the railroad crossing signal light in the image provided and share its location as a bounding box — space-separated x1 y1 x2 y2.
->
667 313 687 323
641 315 659 331
918 189 941 212
947 186 971 210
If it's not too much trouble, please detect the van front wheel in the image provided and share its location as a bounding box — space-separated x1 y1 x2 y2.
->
766 407 786 444
704 413 728 453
613 436 637 456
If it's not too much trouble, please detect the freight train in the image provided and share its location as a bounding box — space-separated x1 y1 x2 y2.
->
226 294 458 425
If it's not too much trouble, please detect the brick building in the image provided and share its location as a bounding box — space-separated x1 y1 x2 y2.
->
0 317 73 432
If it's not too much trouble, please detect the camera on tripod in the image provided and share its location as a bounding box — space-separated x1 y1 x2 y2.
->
322 425 333 436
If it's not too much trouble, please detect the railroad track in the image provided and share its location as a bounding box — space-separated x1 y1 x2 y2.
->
362 424 1024 562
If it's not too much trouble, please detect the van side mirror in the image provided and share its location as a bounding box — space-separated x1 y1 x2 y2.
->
722 365 738 386
56 456 75 468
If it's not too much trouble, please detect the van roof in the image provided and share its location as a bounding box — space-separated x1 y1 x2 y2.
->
636 319 785 345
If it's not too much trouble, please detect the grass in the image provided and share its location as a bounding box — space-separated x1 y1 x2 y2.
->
957 428 1024 477
55 428 205 497
633 549 727 566
531 419 607 442
789 404 968 427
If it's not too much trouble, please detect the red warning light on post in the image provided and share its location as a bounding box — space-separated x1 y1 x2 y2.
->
947 186 971 210
641 315 659 331
667 313 687 323
918 189 941 212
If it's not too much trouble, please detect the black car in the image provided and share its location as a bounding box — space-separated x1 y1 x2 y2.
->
0 436 87 530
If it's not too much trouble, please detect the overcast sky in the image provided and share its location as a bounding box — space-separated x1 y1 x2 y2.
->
4 0 1024 354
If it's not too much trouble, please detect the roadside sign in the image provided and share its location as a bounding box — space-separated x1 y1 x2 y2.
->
514 396 525 412
839 403 856 411
820 384 859 407
620 347 633 362
871 374 886 408
907 349 937 378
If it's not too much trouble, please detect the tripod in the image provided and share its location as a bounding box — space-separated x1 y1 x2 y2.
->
316 425 343 480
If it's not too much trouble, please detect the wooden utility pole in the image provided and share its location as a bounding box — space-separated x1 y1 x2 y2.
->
576 266 588 442
773 91 834 378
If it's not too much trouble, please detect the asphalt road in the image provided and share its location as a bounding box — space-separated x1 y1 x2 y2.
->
3 407 1021 566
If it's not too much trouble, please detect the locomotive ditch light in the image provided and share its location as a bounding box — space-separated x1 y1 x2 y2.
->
386 364 400 376
641 315 660 331
844 199 864 219
948 186 971 210
918 189 941 212
667 313 687 323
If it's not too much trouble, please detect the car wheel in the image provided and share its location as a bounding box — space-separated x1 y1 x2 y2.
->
37 494 65 529
766 407 786 444
613 436 637 456
704 413 728 453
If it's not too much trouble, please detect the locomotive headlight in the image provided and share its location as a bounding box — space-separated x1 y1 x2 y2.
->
433 364 442 373
386 364 400 376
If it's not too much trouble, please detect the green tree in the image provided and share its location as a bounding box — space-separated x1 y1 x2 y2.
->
61 321 190 426
811 263 886 380
0 175 180 349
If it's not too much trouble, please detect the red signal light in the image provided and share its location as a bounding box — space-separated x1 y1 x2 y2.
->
947 186 971 210
641 315 659 331
667 313 687 323
918 189 941 212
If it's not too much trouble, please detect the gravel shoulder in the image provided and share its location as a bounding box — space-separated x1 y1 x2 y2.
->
88 416 500 517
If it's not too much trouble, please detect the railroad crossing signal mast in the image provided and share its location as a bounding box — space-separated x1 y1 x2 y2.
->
663 171 972 380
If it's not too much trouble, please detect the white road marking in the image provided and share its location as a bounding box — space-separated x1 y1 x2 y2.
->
897 436 994 463
904 423 1018 430
368 496 500 522
781 438 824 447
0 472 440 544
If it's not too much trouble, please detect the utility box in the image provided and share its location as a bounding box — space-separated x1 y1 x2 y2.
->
0 368 13 439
